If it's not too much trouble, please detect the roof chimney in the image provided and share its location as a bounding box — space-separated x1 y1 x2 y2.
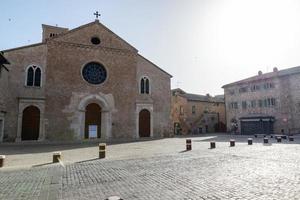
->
258 71 263 76
273 67 278 72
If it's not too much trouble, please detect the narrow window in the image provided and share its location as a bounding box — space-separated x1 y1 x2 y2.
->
192 105 196 114
180 106 184 115
34 68 41 87
251 100 256 108
26 66 42 87
140 79 145 94
242 101 247 109
145 78 149 94
140 77 150 94
27 67 34 86
258 100 263 107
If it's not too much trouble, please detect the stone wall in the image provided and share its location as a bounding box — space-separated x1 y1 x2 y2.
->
224 73 300 134
45 41 138 140
137 56 172 137
3 44 47 141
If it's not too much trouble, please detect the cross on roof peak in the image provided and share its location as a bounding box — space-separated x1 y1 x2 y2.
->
94 11 101 20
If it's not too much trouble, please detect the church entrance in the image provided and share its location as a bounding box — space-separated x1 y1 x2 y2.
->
85 103 101 139
21 106 40 140
139 109 151 137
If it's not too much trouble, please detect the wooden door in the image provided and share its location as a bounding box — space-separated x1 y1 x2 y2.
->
21 106 40 140
139 109 150 137
85 103 101 139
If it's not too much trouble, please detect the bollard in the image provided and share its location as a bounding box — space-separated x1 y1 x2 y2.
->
277 137 281 143
289 137 294 142
0 155 5 168
210 141 216 149
105 196 123 200
230 139 235 147
254 134 257 138
53 152 62 163
263 137 268 144
186 139 192 151
99 143 106 159
248 138 253 145
282 135 287 139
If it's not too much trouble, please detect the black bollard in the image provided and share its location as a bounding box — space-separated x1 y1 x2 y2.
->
289 137 294 142
186 139 192 151
277 137 281 143
53 152 62 163
230 139 235 147
99 143 106 159
0 155 5 168
248 138 253 145
263 137 268 144
210 141 216 149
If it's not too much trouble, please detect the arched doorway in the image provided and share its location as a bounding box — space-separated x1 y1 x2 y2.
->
85 103 101 139
21 106 40 140
139 109 151 137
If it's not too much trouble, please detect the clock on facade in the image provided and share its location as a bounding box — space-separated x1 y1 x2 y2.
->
82 62 107 85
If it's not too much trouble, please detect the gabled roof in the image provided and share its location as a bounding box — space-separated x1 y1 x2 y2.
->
138 54 172 77
48 20 138 52
222 66 300 88
2 43 44 53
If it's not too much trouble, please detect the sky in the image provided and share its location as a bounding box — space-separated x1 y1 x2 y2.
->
1 0 300 95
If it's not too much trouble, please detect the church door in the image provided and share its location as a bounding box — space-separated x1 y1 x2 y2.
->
85 103 101 139
21 106 40 140
139 109 151 137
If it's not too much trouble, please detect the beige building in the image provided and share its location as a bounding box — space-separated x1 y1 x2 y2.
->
171 88 226 135
223 67 300 135
1 20 172 142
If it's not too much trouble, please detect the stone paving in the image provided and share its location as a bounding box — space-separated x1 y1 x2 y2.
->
1 134 300 199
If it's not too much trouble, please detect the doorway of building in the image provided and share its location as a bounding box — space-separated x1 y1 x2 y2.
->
21 106 40 140
85 103 102 139
139 109 150 137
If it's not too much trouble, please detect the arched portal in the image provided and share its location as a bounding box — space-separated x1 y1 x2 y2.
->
139 109 151 137
21 106 40 140
85 103 102 139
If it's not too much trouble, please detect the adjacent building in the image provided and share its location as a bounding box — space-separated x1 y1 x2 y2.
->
171 88 226 135
223 67 300 135
1 19 172 142
0 52 10 142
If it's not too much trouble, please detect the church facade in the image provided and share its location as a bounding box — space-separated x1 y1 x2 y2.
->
1 20 172 142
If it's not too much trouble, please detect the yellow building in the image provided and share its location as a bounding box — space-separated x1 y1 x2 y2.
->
171 88 226 135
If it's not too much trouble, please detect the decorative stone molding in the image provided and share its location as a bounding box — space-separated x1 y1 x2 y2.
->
16 98 46 142
135 103 154 139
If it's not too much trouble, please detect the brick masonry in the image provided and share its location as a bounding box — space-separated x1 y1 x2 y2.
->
1 20 172 142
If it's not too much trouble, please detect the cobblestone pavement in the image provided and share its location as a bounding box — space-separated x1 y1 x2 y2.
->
1 135 300 199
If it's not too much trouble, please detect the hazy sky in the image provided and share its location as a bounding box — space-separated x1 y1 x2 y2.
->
1 0 300 95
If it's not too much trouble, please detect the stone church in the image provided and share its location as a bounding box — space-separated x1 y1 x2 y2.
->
0 19 172 142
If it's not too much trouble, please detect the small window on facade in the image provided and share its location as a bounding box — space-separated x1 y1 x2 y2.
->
258 100 263 107
242 101 247 109
271 98 276 106
140 77 150 94
192 105 196 114
34 68 41 87
91 37 101 45
180 106 184 115
26 66 42 87
251 100 256 108
26 67 34 86
239 87 248 93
